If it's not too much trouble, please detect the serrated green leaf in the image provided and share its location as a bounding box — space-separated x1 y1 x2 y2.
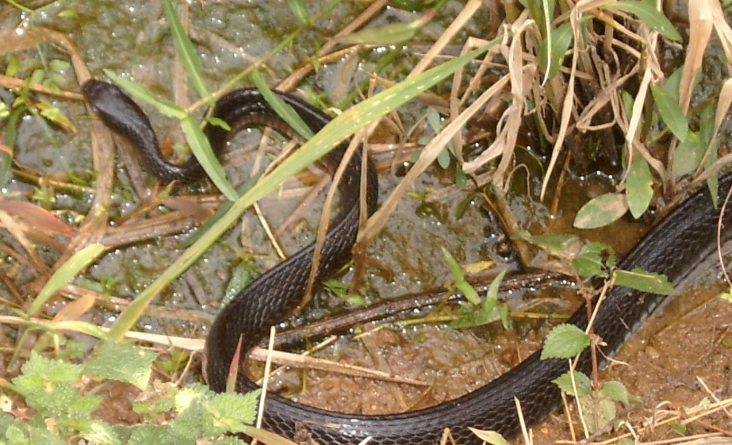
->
18 351 82 384
574 193 628 229
604 1 681 41
614 268 675 295
28 427 68 445
601 380 629 403
650 84 688 141
573 242 615 278
19 379 80 414
84 340 157 389
541 324 591 359
552 370 592 396
5 424 28 443
83 419 122 445
210 390 260 432
169 398 213 439
626 156 653 218
127 425 173 445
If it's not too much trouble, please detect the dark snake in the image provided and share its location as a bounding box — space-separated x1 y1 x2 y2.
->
82 79 732 445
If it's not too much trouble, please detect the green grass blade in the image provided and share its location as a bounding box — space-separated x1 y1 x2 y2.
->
30 243 106 317
177 172 262 249
604 1 681 41
103 70 186 119
108 40 498 341
180 115 238 201
163 0 209 99
286 0 310 25
251 70 314 139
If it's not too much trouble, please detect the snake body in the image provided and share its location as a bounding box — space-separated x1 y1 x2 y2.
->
83 79 732 444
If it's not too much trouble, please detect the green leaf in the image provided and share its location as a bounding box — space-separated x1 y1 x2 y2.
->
614 268 675 295
103 70 186 119
169 398 213 439
338 12 433 45
541 324 591 359
626 155 653 218
468 428 511 445
30 243 105 317
286 0 310 24
531 233 580 257
720 288 732 303
450 268 509 330
13 352 84 414
180 114 238 201
484 268 508 312
209 390 260 432
574 193 628 229
579 392 617 433
604 1 681 41
127 425 173 445
601 380 629 403
673 131 703 178
83 420 122 445
222 262 257 309
552 370 592 396
251 70 313 139
163 0 209 99
538 23 574 79
84 340 158 389
442 247 479 304
18 351 82 384
573 242 615 278
621 90 635 119
178 173 262 249
27 426 69 445
650 84 688 141
662 67 683 101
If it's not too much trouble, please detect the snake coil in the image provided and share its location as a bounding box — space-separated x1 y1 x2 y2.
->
83 79 732 444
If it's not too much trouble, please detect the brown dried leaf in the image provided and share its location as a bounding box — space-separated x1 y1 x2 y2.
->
0 200 75 235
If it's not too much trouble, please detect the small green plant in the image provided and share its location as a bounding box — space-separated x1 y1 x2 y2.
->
442 248 510 330
537 243 673 435
0 341 259 445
